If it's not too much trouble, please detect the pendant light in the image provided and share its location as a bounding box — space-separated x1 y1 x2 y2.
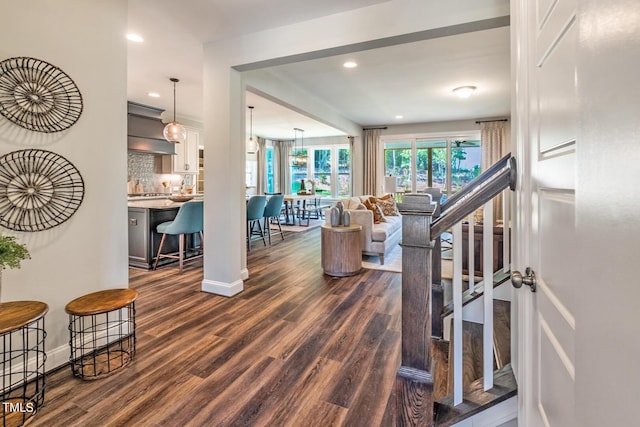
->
163 77 187 143
246 105 259 154
291 127 307 168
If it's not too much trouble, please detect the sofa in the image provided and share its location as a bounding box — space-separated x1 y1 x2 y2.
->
325 195 402 264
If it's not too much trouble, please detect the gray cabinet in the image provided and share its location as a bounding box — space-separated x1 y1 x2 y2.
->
128 206 180 269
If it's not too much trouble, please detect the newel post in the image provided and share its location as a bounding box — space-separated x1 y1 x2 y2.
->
396 193 436 426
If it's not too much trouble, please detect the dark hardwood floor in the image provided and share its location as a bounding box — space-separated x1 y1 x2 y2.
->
33 228 402 426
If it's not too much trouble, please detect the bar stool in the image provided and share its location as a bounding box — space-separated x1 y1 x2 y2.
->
154 201 204 272
246 195 267 251
65 288 138 380
1 301 48 426
263 194 285 245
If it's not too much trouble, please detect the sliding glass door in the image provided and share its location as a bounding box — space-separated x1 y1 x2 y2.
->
384 138 480 198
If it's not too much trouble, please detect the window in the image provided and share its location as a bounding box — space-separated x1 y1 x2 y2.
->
384 137 480 198
313 148 331 195
290 148 308 193
450 140 481 193
265 146 275 193
337 148 351 197
290 145 350 197
384 141 412 191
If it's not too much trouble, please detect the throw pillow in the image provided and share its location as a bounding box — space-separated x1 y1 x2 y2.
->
363 198 387 223
376 194 399 216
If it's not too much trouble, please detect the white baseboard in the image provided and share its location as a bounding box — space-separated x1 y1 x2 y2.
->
240 268 249 280
201 278 243 297
47 344 71 371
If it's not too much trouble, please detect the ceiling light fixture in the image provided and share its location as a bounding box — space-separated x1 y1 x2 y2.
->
163 78 187 144
343 61 358 68
126 33 144 43
453 85 477 99
290 128 307 168
148 92 160 98
395 115 404 119
246 106 258 154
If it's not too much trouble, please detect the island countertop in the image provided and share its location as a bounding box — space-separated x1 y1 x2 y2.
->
127 200 186 209
127 196 202 209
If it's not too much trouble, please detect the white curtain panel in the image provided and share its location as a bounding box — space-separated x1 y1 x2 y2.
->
274 139 294 194
363 128 381 196
348 136 355 195
480 121 508 224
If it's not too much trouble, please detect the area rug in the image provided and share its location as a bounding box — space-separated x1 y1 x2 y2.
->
362 244 453 278
279 218 324 233
362 244 402 273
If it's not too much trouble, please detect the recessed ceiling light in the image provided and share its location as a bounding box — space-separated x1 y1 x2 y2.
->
343 61 358 68
126 33 144 43
452 85 477 99
395 115 404 119
148 92 160 98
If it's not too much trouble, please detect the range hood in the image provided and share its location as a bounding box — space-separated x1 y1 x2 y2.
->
127 102 176 155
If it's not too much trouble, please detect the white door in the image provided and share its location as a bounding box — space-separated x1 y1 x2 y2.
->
512 0 578 425
513 0 640 425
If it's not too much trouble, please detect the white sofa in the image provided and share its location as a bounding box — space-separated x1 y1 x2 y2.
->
325 195 402 264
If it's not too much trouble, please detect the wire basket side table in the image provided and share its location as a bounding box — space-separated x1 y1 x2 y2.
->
65 289 138 380
1 301 48 427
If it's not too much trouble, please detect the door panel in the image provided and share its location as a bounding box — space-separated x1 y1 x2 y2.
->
539 323 575 426
514 0 578 425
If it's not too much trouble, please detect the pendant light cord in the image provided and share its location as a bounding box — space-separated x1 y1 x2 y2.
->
170 77 179 123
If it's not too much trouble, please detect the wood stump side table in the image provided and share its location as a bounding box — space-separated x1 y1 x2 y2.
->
65 288 138 380
0 301 48 427
321 224 362 277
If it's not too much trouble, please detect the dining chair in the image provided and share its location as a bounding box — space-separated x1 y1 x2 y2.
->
262 194 285 245
153 201 204 272
246 195 267 251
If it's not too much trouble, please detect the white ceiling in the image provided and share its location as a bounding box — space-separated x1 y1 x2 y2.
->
127 1 510 140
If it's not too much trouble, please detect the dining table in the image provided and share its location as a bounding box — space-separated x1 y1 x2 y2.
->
282 194 325 225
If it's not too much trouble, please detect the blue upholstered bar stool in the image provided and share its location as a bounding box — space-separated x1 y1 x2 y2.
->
153 201 204 272
263 194 285 245
246 195 267 251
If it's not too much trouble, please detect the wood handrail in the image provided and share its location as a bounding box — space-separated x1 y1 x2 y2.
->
441 153 512 213
431 156 516 239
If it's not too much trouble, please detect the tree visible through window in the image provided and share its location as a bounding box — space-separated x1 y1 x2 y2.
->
384 139 480 198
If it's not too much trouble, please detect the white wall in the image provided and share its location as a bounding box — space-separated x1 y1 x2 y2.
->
0 0 128 368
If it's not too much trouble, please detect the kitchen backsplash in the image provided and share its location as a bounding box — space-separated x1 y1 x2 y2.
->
128 152 195 194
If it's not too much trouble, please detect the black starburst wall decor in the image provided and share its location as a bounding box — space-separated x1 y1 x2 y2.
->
0 57 83 132
0 149 85 231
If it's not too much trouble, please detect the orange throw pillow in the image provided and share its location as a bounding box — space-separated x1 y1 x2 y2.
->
363 198 387 223
376 194 399 216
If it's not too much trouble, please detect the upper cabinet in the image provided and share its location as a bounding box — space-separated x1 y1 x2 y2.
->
173 128 199 173
161 127 199 174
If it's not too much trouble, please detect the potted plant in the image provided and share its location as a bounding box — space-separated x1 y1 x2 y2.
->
0 234 30 301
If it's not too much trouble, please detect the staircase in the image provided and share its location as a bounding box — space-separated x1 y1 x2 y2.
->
433 296 516 426
394 154 517 426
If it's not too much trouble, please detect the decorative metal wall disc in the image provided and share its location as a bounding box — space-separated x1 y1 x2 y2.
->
0 57 83 133
0 149 85 231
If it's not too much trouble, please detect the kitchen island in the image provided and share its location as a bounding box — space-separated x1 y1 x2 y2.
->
128 198 202 270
